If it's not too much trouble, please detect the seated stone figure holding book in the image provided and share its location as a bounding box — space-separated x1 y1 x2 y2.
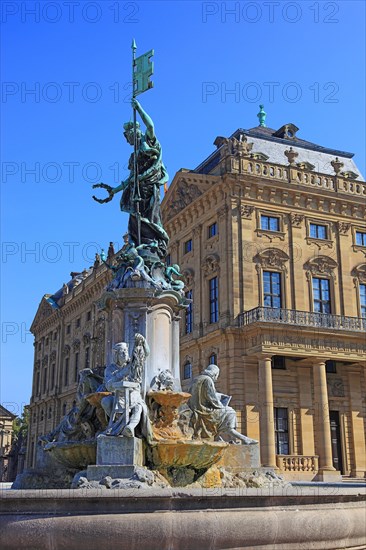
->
188 364 257 445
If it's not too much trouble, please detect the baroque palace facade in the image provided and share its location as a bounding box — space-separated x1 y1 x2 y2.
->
27 118 366 481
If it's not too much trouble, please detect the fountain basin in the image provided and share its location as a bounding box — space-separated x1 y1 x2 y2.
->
148 439 227 470
148 390 191 408
44 440 96 469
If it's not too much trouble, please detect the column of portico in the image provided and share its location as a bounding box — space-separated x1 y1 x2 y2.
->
257 354 277 469
348 367 366 478
312 359 340 481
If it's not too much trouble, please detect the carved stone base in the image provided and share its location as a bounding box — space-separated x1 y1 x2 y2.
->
215 443 260 472
86 435 145 481
314 468 342 482
95 434 144 466
87 464 143 481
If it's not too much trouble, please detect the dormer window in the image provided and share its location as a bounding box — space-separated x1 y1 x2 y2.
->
273 123 299 140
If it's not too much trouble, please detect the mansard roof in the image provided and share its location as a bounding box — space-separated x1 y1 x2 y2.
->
194 125 364 180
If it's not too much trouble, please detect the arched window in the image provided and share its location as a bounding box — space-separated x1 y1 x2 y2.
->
183 362 192 380
209 353 217 365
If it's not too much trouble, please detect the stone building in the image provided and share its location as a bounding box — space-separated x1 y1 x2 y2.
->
25 257 114 469
161 120 366 481
26 117 366 481
0 404 15 481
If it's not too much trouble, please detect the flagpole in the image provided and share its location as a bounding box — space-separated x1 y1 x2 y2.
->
132 38 141 247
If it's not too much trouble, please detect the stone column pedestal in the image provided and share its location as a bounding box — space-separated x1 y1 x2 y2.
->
98 287 184 396
87 435 145 480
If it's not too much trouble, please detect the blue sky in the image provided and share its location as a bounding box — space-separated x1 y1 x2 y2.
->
1 0 365 415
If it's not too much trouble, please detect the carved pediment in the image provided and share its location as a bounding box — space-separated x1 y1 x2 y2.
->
241 204 255 219
72 339 81 352
352 263 366 284
165 179 202 221
304 256 338 279
182 268 195 288
337 222 351 235
290 213 304 227
254 249 290 272
202 254 220 276
63 344 70 356
30 295 58 332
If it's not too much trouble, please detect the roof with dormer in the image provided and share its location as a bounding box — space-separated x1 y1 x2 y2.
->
194 125 364 180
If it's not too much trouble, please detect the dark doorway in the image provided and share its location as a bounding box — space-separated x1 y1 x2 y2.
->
329 411 343 473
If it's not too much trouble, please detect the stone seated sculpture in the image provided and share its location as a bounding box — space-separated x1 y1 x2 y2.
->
188 364 258 445
100 336 152 442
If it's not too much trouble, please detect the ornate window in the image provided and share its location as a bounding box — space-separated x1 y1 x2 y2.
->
310 223 327 239
64 357 69 387
306 219 332 249
274 407 289 455
355 231 366 247
305 256 337 313
50 363 55 390
208 222 218 238
351 264 366 318
209 277 219 323
312 278 331 313
256 210 285 241
74 352 79 382
254 249 289 309
42 368 48 393
261 215 280 232
360 284 366 319
183 362 192 380
184 239 192 254
185 290 193 334
263 271 282 308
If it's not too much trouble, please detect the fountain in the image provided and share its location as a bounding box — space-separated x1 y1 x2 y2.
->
5 44 365 550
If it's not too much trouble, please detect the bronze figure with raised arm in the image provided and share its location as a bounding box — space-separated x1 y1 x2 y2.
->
93 98 169 259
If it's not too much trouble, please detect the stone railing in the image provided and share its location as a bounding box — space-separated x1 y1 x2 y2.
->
276 455 319 473
238 307 365 332
245 160 289 182
338 178 366 196
238 158 366 197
